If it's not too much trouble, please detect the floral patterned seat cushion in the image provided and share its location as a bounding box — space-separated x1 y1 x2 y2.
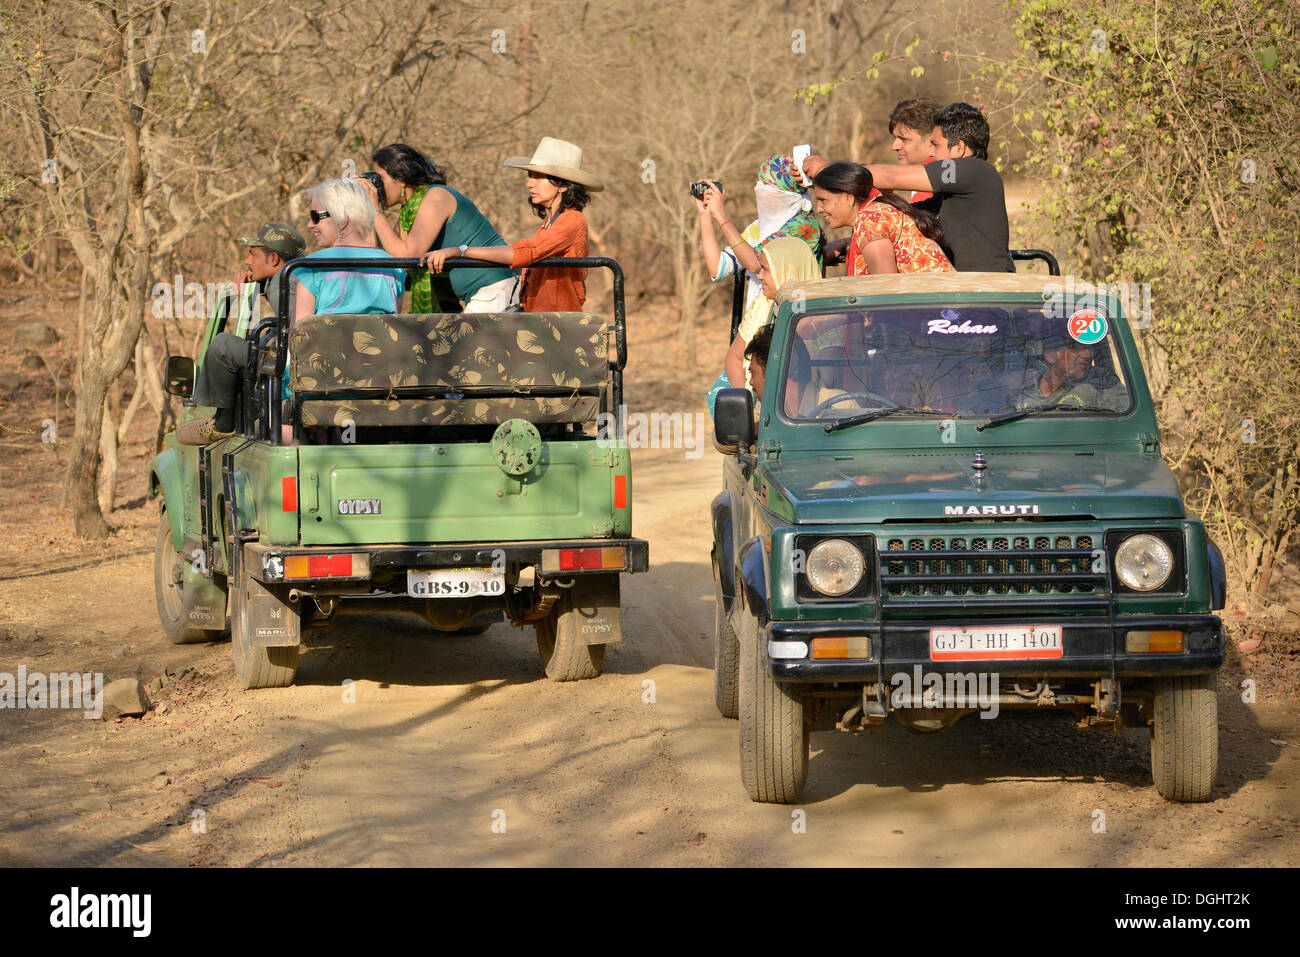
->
289 311 609 426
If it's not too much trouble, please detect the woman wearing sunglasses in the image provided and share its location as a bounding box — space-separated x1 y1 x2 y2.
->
295 178 405 323
359 143 518 313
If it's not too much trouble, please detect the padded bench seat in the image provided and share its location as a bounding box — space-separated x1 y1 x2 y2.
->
289 311 610 427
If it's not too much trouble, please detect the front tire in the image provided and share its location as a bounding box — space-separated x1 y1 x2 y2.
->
154 511 219 645
1151 672 1218 802
738 608 808 803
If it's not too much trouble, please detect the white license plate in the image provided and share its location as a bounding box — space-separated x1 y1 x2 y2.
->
407 568 505 599
929 625 1063 661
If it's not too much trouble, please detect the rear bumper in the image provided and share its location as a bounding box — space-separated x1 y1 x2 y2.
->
766 614 1224 682
245 538 649 584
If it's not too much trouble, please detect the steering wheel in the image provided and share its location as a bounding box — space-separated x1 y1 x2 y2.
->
810 390 896 418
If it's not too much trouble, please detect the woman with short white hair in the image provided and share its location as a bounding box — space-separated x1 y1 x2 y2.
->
294 178 403 323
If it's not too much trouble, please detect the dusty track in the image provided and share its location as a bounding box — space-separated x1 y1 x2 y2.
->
1 448 1297 867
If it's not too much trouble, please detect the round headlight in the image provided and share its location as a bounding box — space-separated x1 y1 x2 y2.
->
806 539 865 597
1114 534 1174 591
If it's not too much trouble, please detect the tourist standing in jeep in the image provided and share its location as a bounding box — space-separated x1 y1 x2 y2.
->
423 137 601 312
360 143 518 312
866 102 1015 273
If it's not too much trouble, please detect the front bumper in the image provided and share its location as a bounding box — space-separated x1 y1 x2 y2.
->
766 615 1224 682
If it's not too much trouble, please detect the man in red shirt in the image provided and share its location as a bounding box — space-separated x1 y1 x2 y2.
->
888 96 940 203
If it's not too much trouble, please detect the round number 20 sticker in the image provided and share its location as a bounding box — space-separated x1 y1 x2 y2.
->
1068 308 1108 344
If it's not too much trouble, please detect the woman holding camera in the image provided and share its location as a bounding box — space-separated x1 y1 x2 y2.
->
423 137 601 312
696 150 826 305
359 143 518 312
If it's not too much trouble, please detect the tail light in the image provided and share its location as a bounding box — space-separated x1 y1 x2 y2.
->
541 546 626 573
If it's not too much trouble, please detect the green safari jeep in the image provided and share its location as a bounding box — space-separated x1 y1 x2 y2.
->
710 269 1226 804
150 255 646 688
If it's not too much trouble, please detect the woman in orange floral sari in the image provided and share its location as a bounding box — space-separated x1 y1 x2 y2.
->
811 162 953 275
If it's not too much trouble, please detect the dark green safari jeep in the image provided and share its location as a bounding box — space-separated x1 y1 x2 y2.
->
710 265 1226 804
150 256 646 688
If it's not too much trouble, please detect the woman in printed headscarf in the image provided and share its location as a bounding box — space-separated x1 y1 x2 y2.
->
696 150 826 295
699 151 827 414
718 236 822 398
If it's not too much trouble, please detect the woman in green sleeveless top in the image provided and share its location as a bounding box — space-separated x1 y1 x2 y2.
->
360 144 518 312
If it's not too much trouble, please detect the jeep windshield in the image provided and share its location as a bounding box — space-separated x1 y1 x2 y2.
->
778 301 1133 423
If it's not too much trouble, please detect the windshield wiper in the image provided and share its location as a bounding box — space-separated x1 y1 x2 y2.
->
977 402 1115 431
825 407 933 432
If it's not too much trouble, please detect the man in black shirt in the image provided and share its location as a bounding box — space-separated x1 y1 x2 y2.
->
864 102 1014 272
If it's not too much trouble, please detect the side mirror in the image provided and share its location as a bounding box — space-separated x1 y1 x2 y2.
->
713 388 755 453
165 355 194 398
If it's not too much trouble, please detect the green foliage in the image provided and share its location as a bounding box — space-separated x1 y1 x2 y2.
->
998 0 1300 604
795 80 841 105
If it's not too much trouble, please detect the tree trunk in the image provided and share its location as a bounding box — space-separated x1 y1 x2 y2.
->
98 401 118 518
116 342 145 444
137 332 173 452
672 233 697 370
66 361 111 539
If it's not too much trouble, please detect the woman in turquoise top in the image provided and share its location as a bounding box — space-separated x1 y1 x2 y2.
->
360 143 518 312
285 178 406 416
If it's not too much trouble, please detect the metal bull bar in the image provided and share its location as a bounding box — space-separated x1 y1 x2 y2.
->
261 255 627 445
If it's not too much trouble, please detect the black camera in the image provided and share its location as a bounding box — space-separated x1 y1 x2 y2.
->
358 170 387 207
689 179 721 200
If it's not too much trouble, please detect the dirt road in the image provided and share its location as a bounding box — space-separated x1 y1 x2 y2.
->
1 448 1297 867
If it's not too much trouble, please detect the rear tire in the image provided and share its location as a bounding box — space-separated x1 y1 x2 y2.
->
536 601 606 682
154 511 219 645
738 608 808 803
713 573 739 719
1151 672 1218 802
230 553 299 690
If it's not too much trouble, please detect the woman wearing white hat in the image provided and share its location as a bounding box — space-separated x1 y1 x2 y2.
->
424 137 602 312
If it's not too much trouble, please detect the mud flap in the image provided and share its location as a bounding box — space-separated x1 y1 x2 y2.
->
568 574 621 645
241 572 301 648
181 561 229 631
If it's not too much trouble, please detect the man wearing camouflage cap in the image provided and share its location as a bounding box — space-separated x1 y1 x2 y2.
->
177 222 305 445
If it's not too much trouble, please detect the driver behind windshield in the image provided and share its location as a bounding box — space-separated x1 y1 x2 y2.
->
1018 335 1126 410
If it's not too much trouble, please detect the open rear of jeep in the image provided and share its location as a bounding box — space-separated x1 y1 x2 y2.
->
151 256 646 689
710 271 1225 805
